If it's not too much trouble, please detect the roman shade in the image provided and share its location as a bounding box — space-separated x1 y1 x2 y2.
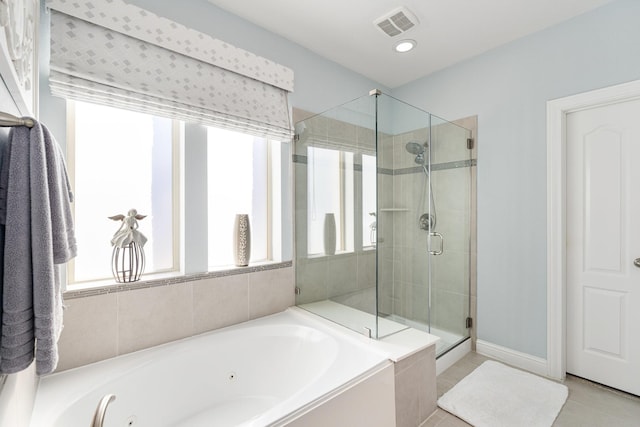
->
46 0 294 140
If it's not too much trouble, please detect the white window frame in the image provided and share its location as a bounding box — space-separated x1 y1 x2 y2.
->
205 127 283 269
65 100 182 285
306 146 359 256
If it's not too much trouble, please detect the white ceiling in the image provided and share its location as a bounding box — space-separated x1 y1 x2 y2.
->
207 0 616 88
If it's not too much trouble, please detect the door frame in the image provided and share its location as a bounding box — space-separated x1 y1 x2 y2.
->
546 79 640 380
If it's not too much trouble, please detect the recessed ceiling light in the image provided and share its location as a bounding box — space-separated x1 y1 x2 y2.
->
394 39 416 53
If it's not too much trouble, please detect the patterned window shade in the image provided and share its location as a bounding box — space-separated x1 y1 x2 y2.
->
46 0 294 140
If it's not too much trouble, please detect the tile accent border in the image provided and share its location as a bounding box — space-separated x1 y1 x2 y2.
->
293 154 476 176
394 159 477 176
293 154 364 172
64 261 293 300
292 154 307 164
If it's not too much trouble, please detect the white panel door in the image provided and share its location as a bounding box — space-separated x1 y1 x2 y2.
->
566 99 640 396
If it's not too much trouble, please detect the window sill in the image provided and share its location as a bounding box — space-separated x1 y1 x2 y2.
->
63 260 293 300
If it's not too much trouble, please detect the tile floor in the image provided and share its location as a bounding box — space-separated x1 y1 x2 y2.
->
422 352 640 427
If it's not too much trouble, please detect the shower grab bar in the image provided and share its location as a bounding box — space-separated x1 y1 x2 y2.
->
429 232 444 256
91 394 116 427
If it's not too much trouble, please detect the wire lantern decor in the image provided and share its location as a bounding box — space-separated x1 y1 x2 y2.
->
109 209 147 283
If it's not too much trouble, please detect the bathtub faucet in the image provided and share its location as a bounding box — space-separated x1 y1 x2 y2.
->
91 394 116 427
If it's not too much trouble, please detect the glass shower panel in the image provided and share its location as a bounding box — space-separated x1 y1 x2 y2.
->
294 94 381 337
428 115 473 354
293 90 473 356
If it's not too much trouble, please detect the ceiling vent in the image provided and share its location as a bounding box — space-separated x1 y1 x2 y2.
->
374 7 419 37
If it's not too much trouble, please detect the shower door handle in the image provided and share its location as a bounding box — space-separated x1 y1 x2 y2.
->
634 258 640 268
429 232 444 256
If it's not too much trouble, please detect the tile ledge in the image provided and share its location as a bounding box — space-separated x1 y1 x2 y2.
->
64 260 293 299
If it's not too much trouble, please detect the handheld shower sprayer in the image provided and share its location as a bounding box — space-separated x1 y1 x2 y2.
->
405 141 427 165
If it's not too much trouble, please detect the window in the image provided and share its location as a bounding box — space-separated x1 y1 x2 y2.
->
306 147 354 255
305 147 377 255
362 154 377 247
68 101 179 283
206 127 283 268
68 101 287 286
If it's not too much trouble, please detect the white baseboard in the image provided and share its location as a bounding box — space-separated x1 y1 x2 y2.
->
436 339 471 376
476 340 548 377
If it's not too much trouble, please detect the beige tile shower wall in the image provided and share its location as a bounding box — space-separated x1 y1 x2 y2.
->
390 172 426 321
387 146 432 323
377 134 395 315
393 128 429 170
296 251 377 312
56 267 294 372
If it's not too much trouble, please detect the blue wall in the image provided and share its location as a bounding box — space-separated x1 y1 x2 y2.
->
392 0 640 358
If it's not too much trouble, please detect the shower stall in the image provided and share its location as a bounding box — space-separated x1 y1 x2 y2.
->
293 90 475 357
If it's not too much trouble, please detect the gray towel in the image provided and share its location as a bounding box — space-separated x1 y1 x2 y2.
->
0 138 10 224
0 122 76 375
1 330 33 354
43 126 76 263
1 314 33 335
1 125 33 331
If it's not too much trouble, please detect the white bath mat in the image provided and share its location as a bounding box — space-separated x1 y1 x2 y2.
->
437 360 568 427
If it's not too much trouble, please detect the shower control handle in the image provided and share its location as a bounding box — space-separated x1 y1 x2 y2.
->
634 258 640 268
429 232 444 256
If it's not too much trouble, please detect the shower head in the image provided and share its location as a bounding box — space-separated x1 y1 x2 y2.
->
294 122 308 143
406 141 428 165
405 141 425 155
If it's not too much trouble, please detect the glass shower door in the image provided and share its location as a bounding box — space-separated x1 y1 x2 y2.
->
428 116 473 355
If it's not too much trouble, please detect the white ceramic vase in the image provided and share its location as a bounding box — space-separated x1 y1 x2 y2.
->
323 213 336 255
233 214 251 267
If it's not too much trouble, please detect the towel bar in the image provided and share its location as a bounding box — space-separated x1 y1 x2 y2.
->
0 112 34 128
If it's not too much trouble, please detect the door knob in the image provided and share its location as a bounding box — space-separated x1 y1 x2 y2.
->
634 258 640 268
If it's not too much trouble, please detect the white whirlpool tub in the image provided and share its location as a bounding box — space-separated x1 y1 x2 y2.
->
30 307 397 427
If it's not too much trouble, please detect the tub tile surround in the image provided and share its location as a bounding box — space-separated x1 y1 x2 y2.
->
118 283 194 355
248 268 297 318
58 293 119 367
193 274 249 333
395 345 437 427
57 266 294 372
284 363 397 427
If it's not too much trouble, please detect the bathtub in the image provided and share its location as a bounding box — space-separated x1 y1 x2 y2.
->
30 307 396 427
